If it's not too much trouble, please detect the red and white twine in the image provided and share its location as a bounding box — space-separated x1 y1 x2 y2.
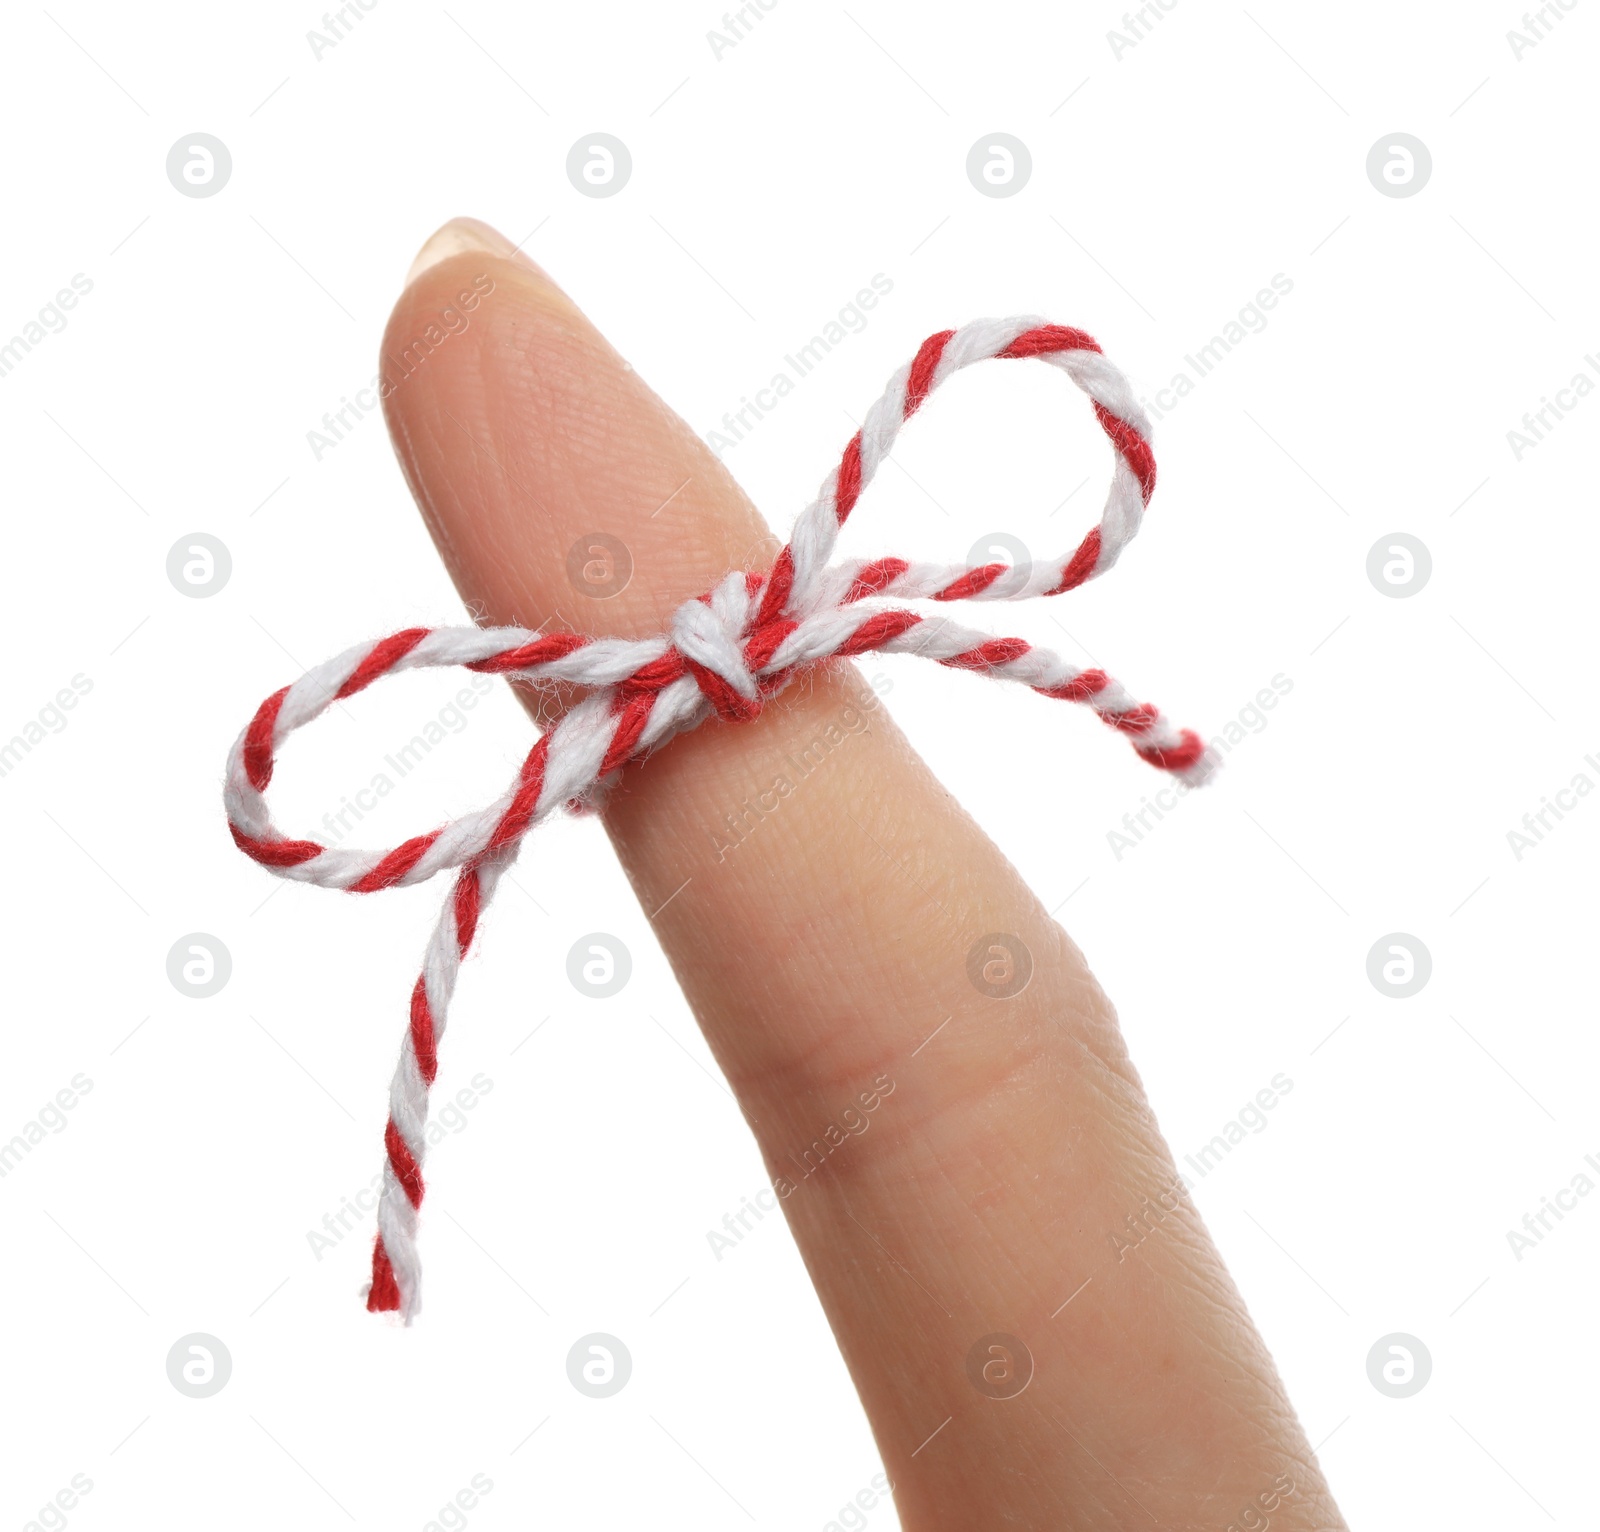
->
225 318 1213 1321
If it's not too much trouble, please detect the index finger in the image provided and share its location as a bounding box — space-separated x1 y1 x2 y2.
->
384 217 1346 1531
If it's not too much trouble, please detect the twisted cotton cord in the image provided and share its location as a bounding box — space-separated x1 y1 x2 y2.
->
224 318 1214 1322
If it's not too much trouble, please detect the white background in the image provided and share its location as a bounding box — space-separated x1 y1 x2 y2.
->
1 2 1596 1528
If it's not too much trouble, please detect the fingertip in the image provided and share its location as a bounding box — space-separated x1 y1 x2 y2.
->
404 215 549 289
380 216 769 649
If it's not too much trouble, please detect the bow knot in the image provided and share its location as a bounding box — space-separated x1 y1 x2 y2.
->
225 316 1215 1322
669 576 768 723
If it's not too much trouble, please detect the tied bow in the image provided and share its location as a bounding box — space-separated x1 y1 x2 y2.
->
225 317 1214 1321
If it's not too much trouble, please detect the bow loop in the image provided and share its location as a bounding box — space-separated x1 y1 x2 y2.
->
782 317 1160 630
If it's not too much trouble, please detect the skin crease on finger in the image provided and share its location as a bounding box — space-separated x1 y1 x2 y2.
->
380 220 1347 1531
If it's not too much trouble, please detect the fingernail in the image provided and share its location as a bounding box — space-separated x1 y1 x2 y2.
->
404 216 548 290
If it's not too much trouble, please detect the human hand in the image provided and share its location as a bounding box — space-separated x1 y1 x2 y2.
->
380 215 1347 1532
